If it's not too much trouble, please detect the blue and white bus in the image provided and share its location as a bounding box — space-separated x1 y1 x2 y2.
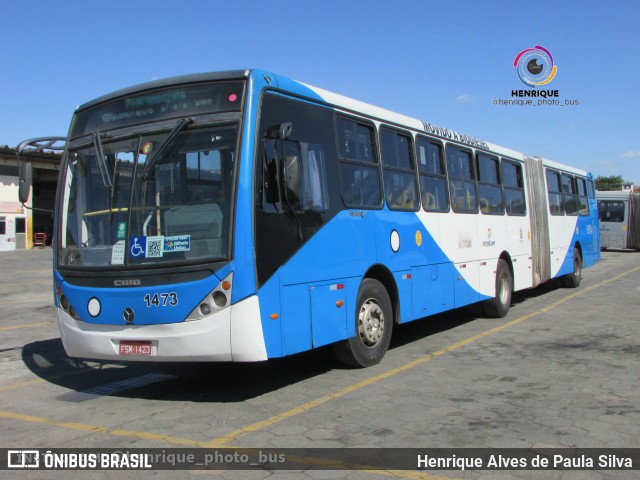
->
17 69 600 367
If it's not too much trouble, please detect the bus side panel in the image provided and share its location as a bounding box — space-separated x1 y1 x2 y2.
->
281 283 311 355
410 211 455 319
256 270 284 358
629 194 640 249
375 209 487 321
374 210 443 324
274 211 377 353
392 269 413 324
577 213 599 268
547 213 578 278
411 263 455 318
584 187 601 264
553 213 598 277
506 217 534 292
310 281 349 348
454 261 482 307
278 211 378 285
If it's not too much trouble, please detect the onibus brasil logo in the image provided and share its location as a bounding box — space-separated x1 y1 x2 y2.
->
513 45 557 87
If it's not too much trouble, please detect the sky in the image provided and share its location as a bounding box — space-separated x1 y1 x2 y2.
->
1 0 639 184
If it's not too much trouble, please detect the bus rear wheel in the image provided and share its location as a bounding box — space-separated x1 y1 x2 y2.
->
334 278 393 368
562 248 582 288
483 259 512 318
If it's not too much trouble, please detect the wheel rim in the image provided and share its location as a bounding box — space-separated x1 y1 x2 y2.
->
575 256 582 280
498 272 510 305
358 298 385 347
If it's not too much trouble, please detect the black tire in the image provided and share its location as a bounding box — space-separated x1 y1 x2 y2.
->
483 259 513 318
334 278 393 368
562 247 582 288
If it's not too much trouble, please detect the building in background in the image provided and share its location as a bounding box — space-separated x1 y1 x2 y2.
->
0 145 60 250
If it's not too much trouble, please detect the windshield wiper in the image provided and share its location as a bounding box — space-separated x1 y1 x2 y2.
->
138 117 193 181
92 133 113 188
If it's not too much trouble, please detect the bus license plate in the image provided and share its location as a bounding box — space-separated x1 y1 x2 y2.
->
119 341 152 356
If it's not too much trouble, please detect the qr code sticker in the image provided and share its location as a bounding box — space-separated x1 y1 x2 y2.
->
145 236 164 258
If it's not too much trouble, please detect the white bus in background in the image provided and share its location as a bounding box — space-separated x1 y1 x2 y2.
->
598 190 640 250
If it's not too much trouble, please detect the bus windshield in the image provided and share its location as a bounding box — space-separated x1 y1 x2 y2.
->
58 123 237 268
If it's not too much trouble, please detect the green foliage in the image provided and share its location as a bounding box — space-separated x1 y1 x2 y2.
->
595 175 624 191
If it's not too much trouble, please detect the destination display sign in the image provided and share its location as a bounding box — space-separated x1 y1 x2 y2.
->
71 81 244 137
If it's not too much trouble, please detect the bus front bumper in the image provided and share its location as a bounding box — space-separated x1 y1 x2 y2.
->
57 295 268 362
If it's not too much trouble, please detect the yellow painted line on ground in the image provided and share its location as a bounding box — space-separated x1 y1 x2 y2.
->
206 264 640 448
0 263 638 480
0 378 45 393
0 408 444 479
348 470 447 480
0 320 55 331
0 410 109 434
0 409 208 447
109 429 207 447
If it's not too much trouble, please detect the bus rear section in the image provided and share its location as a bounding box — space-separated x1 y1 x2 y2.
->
598 191 640 250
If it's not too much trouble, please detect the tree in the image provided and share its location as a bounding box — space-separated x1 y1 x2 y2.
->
595 175 624 191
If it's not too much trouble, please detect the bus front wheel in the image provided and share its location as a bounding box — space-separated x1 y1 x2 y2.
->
334 278 393 368
483 259 512 318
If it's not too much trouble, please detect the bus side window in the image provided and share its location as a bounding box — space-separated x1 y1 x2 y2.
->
336 117 382 208
447 146 477 213
381 128 419 211
546 169 564 215
261 139 282 213
576 177 589 215
501 160 526 216
300 143 329 211
562 173 578 215
416 137 448 212
261 137 328 214
477 154 504 215
599 201 625 222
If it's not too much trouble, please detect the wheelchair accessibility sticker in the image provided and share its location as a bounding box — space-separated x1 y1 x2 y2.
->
130 236 163 258
129 235 191 258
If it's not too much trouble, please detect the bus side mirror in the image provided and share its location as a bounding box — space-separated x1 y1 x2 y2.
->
280 140 301 210
283 152 301 207
18 161 32 204
15 137 66 205
265 122 293 140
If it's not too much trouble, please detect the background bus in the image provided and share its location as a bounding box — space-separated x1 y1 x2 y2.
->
598 190 640 250
17 69 600 367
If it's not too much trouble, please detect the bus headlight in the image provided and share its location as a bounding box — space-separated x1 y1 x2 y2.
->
57 284 81 321
186 273 233 321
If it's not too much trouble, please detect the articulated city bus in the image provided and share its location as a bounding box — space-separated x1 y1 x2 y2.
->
598 190 640 250
17 69 600 367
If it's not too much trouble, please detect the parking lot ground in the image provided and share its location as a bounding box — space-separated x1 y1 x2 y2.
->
0 248 639 479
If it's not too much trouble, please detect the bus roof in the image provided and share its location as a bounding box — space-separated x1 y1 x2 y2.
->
596 190 634 199
74 68 588 177
75 70 250 112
